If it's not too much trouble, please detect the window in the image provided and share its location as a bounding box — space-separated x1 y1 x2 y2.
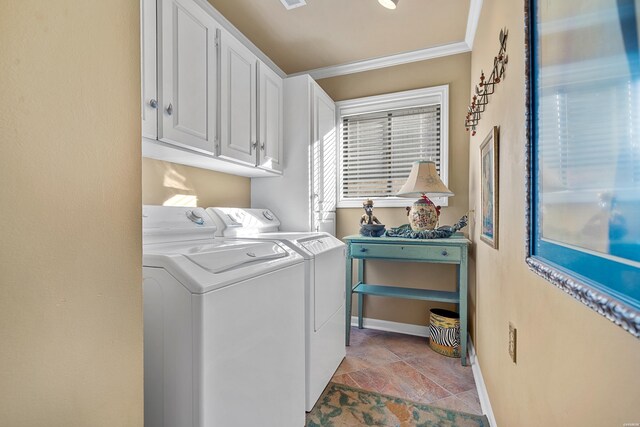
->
336 85 449 208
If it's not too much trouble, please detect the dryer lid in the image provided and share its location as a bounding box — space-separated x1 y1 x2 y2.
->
298 235 344 255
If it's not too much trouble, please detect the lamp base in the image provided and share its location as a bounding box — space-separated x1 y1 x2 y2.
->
406 196 440 231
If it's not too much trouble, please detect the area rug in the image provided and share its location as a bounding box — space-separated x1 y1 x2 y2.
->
306 383 490 427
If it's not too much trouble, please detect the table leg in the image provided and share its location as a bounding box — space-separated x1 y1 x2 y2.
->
345 251 353 346
454 264 460 314
460 251 468 366
357 259 365 329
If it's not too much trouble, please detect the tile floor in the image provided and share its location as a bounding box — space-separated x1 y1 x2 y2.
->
330 327 482 416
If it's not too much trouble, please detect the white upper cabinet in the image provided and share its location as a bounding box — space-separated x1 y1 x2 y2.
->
258 62 284 173
219 30 258 166
252 75 337 234
141 0 158 139
157 0 218 154
141 0 287 177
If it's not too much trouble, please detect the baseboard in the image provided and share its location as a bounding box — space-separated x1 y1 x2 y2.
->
351 316 497 426
350 316 430 337
468 340 498 427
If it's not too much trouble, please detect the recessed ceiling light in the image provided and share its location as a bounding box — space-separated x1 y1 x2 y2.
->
280 0 306 10
378 0 399 10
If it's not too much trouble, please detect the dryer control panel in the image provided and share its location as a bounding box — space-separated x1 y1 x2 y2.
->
206 207 281 237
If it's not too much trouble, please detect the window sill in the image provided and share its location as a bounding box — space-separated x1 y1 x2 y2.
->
337 197 449 209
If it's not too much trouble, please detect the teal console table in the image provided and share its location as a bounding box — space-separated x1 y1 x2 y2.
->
344 233 471 366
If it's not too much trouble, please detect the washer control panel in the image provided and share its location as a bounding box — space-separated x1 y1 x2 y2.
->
186 209 205 225
142 206 217 245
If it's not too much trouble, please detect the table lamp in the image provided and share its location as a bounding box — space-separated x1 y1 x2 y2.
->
397 160 453 231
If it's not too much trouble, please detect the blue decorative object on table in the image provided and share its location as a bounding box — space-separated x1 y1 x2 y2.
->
385 215 468 239
360 224 386 237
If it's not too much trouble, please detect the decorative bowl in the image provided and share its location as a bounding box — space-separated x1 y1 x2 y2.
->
360 224 386 237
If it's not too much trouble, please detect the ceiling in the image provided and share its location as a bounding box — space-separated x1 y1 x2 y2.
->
207 0 471 75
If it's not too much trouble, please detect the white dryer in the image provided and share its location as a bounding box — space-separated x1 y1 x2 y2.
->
142 206 305 427
206 207 346 412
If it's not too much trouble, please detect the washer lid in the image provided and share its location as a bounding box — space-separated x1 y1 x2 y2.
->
144 239 303 293
184 242 288 274
210 231 345 258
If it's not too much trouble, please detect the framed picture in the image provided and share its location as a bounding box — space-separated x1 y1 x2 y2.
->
480 126 499 248
525 0 640 337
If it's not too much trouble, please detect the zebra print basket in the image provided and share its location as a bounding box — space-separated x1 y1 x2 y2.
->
428 308 461 358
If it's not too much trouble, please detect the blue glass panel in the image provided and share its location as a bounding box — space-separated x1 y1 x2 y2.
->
531 0 640 309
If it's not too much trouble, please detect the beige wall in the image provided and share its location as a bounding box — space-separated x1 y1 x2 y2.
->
0 2 142 426
318 53 472 327
143 158 251 208
469 1 640 425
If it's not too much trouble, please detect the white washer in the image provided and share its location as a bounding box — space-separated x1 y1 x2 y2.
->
143 205 305 427
206 207 346 412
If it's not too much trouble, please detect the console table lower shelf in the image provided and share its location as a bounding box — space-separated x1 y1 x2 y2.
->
344 234 470 366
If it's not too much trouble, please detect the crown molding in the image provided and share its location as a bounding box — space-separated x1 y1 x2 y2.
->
193 0 482 81
290 0 483 80
465 0 483 48
292 41 472 80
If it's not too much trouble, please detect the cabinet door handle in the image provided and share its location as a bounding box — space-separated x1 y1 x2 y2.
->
360 248 368 253
260 143 265 151
149 99 158 109
166 103 173 115
252 141 257 149
441 250 448 256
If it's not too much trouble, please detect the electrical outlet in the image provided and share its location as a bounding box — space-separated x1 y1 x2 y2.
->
508 322 517 363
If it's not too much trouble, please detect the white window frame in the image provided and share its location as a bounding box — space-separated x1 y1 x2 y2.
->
336 85 449 208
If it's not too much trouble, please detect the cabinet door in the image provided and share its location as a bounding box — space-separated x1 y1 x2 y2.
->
311 84 337 235
141 0 158 139
219 31 257 166
258 63 283 173
158 0 218 154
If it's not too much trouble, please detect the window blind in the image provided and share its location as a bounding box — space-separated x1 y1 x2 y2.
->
341 105 441 199
539 79 640 193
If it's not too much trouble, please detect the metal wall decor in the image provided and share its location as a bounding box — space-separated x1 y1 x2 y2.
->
465 28 508 136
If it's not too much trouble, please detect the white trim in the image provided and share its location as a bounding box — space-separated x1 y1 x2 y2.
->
192 0 483 80
469 340 497 427
465 0 483 49
295 42 471 80
142 137 278 177
191 0 483 81
191 0 287 78
351 316 497 426
336 85 449 116
338 196 448 209
289 0 483 79
336 85 449 209
350 316 430 337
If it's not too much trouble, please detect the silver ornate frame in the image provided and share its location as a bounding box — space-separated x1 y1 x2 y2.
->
524 0 640 338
